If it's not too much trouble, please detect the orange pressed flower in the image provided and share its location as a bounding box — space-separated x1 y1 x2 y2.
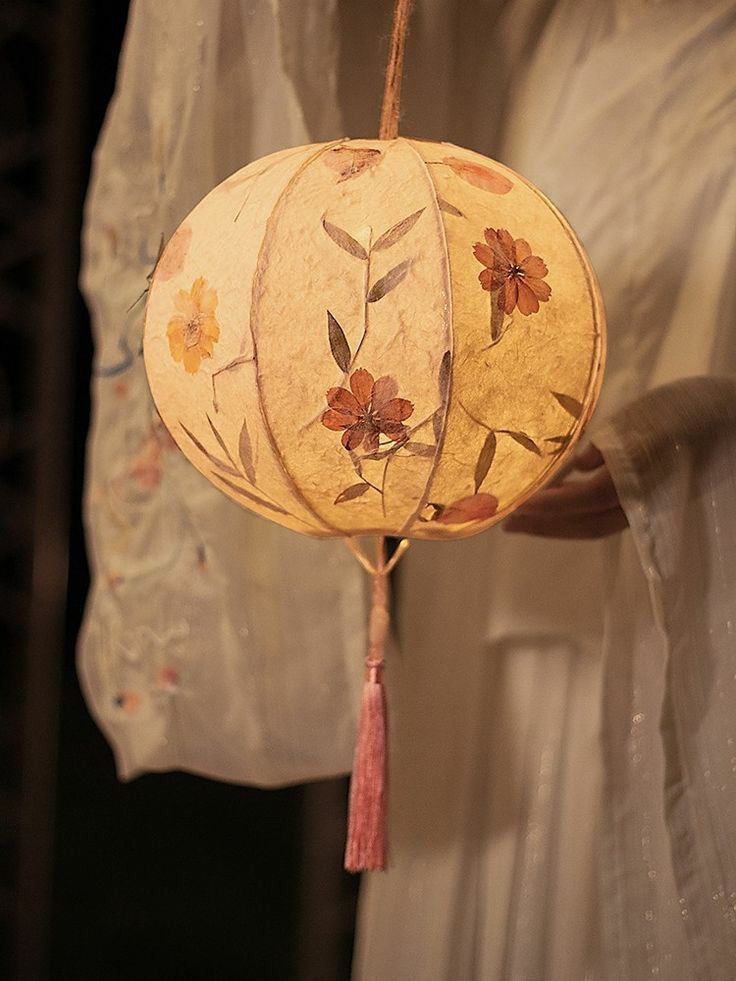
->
473 228 551 316
166 276 220 373
322 368 414 453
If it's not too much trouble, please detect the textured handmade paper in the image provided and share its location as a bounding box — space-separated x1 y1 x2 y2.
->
144 138 605 539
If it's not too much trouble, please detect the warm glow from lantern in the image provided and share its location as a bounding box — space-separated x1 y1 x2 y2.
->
144 138 605 542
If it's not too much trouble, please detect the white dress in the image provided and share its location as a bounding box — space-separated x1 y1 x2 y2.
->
356 2 736 978
79 1 736 978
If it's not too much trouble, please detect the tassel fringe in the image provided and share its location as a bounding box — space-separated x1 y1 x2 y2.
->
344 658 388 871
345 554 390 872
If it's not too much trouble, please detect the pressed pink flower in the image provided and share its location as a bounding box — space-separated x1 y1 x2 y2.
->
433 493 499 525
322 368 414 453
473 228 551 316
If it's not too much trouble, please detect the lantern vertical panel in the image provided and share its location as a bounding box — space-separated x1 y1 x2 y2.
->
251 140 452 535
145 144 339 536
403 141 605 539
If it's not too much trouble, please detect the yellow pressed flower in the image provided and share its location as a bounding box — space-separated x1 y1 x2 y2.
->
166 276 220 374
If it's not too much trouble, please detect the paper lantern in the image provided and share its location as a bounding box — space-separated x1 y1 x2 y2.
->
144 139 603 541
143 3 605 872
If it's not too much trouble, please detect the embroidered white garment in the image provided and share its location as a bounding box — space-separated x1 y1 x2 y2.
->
78 0 367 786
79 0 736 978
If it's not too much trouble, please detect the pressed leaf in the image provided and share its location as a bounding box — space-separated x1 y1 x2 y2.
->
505 430 542 455
552 391 583 418
433 492 499 525
327 311 351 372
490 299 505 343
373 209 424 250
180 422 240 477
155 226 189 281
439 350 451 396
362 445 402 461
404 442 436 458
238 417 256 483
321 218 368 259
545 434 571 455
212 473 288 515
367 259 411 303
207 414 238 470
438 198 464 218
432 407 444 443
474 432 497 492
334 482 371 504
444 156 513 194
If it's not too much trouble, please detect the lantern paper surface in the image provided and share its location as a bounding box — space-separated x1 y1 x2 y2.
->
144 139 605 540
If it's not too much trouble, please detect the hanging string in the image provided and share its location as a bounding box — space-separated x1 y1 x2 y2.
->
342 0 416 874
344 535 410 576
379 0 415 140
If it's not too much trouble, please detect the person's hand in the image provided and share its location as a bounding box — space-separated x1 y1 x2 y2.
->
503 444 628 539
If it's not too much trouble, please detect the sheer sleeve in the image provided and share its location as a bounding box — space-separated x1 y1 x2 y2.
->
78 0 366 785
595 377 736 977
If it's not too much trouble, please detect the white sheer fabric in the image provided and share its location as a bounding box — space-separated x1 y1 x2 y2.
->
356 1 736 978
78 0 366 786
596 378 736 979
80 0 736 978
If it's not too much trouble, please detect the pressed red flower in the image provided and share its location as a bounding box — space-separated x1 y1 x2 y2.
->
473 228 551 316
322 368 414 453
432 493 499 525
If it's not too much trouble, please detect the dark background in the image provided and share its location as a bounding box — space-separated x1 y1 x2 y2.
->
1 2 358 978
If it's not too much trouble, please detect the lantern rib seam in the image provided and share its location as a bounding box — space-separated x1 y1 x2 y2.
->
249 139 349 537
396 138 454 538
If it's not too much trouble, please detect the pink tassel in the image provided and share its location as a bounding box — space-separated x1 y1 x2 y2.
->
345 567 389 872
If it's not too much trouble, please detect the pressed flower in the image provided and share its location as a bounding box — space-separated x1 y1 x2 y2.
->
166 276 220 373
432 493 499 525
473 228 551 316
323 146 382 182
322 368 414 453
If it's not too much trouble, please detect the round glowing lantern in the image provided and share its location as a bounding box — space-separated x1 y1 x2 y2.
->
144 138 604 545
